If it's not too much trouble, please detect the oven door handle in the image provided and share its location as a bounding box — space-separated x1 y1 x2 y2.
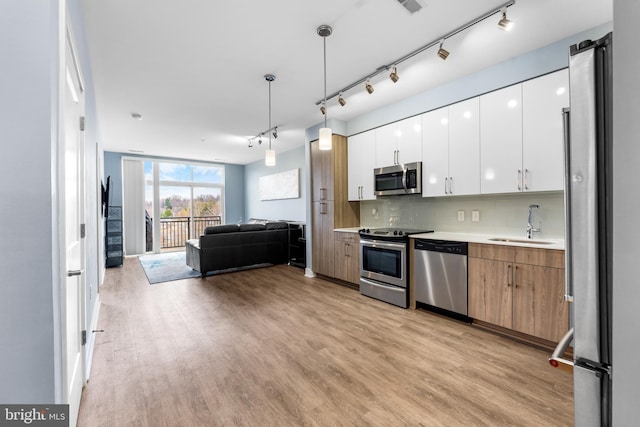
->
360 277 406 293
359 240 407 250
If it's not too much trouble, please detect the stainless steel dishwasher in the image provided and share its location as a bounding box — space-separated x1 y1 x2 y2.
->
413 239 468 316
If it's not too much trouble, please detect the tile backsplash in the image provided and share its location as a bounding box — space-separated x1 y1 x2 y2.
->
360 191 565 239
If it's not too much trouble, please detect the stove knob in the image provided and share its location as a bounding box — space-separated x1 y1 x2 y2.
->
398 230 403 236
365 228 370 233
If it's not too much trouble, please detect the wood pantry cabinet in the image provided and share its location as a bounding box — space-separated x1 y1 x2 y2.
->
334 231 360 284
311 135 360 278
468 243 569 343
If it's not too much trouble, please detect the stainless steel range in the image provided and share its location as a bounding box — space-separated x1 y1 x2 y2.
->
359 227 433 308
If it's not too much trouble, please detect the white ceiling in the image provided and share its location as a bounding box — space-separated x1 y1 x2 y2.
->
81 0 612 165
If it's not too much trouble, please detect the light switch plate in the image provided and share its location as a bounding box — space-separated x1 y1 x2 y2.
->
457 210 465 222
472 210 480 222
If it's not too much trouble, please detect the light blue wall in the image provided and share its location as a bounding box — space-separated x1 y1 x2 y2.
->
244 146 306 222
0 1 58 403
104 151 245 224
0 0 100 403
612 0 640 423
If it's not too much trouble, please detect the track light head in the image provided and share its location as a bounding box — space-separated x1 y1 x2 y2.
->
272 127 278 139
365 81 374 94
320 103 326 116
258 133 263 145
437 41 450 60
498 10 514 31
248 139 254 148
389 67 399 83
338 93 346 107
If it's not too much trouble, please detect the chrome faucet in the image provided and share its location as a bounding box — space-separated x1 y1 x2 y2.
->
526 204 540 239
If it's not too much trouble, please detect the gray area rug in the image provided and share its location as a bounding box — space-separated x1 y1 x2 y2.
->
138 251 200 284
138 251 273 284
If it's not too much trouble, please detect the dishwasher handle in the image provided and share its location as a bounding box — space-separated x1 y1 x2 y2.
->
414 239 468 255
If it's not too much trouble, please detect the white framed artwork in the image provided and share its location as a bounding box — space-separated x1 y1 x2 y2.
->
259 168 300 200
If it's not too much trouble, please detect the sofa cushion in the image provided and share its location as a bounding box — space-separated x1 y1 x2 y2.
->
239 223 266 232
204 224 240 234
265 221 289 230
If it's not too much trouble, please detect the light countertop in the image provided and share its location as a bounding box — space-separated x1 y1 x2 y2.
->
409 231 565 250
332 228 564 250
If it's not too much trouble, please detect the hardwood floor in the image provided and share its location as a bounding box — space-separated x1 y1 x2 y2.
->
78 258 573 426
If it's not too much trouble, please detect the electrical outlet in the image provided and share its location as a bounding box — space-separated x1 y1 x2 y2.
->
472 210 480 222
457 210 465 222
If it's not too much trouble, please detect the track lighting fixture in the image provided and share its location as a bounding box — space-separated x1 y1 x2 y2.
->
248 139 253 148
272 126 278 139
313 0 515 107
365 80 374 94
498 8 514 31
264 74 276 166
389 67 399 83
338 93 346 107
437 40 450 60
318 24 333 151
258 133 263 145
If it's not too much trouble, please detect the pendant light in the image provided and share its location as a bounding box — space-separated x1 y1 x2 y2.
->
317 25 332 151
264 74 276 166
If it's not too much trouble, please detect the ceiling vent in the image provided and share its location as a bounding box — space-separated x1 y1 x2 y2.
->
396 0 423 14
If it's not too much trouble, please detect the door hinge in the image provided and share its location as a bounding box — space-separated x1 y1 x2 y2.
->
81 330 87 346
79 116 85 131
80 223 86 238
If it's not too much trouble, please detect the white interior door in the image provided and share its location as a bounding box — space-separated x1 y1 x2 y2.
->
63 30 86 427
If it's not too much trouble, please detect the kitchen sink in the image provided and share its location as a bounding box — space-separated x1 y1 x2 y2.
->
488 237 554 245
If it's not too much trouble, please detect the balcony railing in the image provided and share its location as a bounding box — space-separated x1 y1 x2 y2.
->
159 216 222 249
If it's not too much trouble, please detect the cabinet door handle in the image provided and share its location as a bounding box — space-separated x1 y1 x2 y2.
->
514 265 519 288
524 169 529 191
445 177 448 195
449 176 453 194
320 188 327 200
517 170 522 190
320 202 327 214
507 264 512 287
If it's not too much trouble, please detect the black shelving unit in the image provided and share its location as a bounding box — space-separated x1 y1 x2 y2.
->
287 222 306 268
105 206 123 268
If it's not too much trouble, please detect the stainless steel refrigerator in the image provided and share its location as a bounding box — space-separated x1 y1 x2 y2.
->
550 32 613 426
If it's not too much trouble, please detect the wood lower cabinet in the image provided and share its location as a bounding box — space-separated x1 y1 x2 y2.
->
468 243 569 343
334 231 360 284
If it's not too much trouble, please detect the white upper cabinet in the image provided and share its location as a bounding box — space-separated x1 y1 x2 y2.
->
422 99 480 197
480 84 523 194
348 130 376 201
375 116 422 167
522 69 569 192
448 97 480 196
422 107 449 197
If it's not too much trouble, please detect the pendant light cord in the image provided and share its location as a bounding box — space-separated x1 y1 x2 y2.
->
323 35 327 128
268 79 272 150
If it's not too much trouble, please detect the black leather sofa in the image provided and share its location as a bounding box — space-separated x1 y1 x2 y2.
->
185 222 289 277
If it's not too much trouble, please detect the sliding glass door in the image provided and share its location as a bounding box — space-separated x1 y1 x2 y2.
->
144 160 224 252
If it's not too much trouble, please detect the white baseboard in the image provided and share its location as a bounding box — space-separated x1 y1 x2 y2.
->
84 295 101 381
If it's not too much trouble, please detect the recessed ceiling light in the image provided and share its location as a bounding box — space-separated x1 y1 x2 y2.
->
556 87 566 96
131 112 143 120
128 149 144 153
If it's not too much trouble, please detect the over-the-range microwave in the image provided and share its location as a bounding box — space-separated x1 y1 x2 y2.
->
374 161 422 196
